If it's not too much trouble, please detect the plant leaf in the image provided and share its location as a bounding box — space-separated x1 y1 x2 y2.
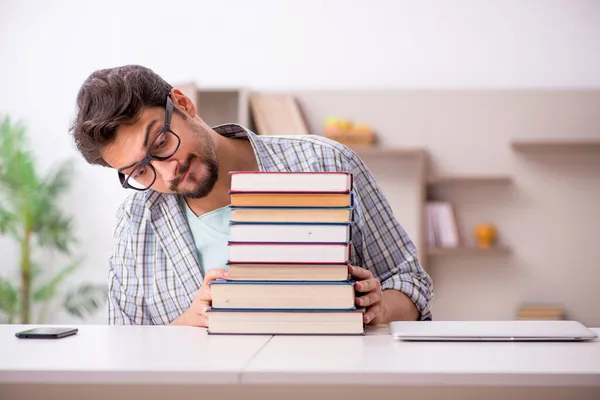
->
1 116 75 253
0 116 27 176
42 160 74 201
35 208 75 253
0 277 18 318
0 116 39 239
0 116 27 156
32 259 81 303
63 284 107 319
29 261 42 284
0 206 17 237
31 159 75 247
0 117 38 193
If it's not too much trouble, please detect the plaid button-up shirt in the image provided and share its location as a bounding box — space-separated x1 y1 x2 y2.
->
108 124 433 324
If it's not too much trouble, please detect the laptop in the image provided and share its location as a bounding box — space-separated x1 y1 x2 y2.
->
389 320 598 341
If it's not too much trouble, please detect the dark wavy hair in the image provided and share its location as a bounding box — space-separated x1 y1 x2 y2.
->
70 65 173 167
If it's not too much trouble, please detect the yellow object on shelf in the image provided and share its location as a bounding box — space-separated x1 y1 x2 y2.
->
323 117 376 147
474 223 497 248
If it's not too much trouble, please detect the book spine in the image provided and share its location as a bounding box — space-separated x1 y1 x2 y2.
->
229 221 351 226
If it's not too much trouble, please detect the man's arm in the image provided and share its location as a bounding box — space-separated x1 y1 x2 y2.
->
382 289 420 322
344 150 433 322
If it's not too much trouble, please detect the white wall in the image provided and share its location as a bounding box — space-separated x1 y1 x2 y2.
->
0 0 599 324
293 89 600 326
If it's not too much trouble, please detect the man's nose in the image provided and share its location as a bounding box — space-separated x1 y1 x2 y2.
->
152 159 179 182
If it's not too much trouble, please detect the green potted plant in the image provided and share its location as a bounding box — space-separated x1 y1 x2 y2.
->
0 116 106 324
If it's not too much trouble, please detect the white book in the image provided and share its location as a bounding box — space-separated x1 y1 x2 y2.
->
426 203 441 247
426 204 438 246
426 202 459 248
228 243 350 264
438 202 459 247
229 223 351 243
230 172 352 192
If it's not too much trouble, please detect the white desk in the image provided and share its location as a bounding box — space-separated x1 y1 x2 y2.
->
0 325 271 384
244 326 600 386
1 324 599 400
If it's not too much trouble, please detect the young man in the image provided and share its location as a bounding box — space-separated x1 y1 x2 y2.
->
71 65 433 326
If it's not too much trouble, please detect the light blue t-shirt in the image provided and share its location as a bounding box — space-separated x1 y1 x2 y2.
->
180 197 231 276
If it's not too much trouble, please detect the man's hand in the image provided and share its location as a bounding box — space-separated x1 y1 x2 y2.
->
349 265 420 324
170 268 228 327
349 265 384 324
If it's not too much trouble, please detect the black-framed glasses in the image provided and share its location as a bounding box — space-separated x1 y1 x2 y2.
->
118 96 181 191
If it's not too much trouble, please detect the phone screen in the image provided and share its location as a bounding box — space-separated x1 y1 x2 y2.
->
21 328 74 335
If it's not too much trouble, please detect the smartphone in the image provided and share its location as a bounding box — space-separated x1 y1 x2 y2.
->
15 327 78 339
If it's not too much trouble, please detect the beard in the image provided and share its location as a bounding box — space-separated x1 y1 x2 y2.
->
170 151 219 199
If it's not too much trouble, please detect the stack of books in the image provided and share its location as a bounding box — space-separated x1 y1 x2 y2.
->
207 171 365 335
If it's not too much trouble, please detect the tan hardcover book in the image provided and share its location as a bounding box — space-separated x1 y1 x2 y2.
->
209 281 355 310
230 207 352 223
229 192 352 207
208 309 365 335
227 263 349 281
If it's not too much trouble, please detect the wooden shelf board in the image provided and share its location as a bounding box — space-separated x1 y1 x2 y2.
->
427 246 511 256
199 88 244 94
511 140 600 151
427 175 512 185
350 146 426 157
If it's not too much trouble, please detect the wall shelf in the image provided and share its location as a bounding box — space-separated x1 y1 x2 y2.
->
175 82 249 127
427 246 511 256
427 175 512 186
349 146 426 158
511 140 600 152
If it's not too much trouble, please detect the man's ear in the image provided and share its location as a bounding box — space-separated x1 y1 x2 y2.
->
170 88 197 118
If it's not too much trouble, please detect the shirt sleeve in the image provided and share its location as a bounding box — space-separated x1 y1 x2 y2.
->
344 152 434 321
107 203 152 325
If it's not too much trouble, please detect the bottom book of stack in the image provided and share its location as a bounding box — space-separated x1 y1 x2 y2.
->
207 280 365 335
208 308 365 335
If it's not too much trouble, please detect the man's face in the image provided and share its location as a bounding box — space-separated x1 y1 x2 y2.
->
102 96 219 198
